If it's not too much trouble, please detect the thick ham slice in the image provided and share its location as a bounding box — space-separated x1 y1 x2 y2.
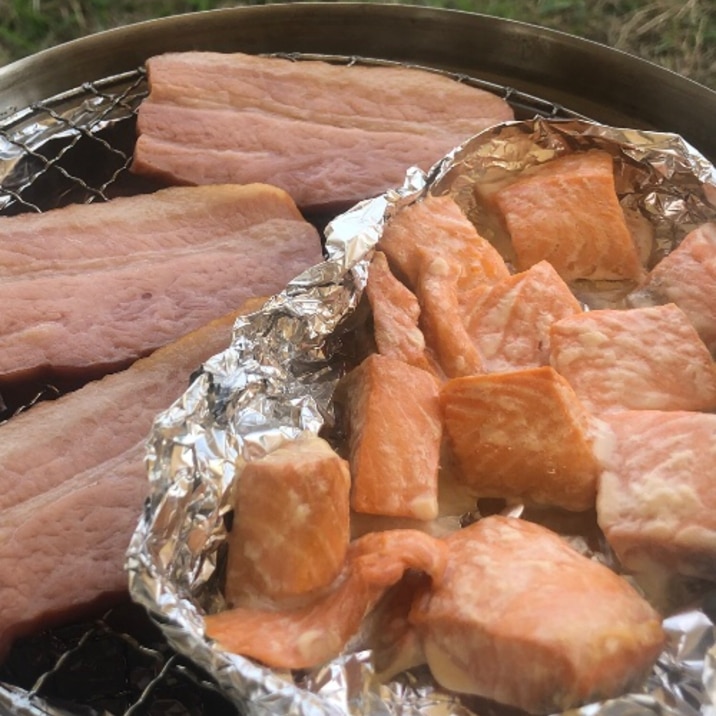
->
132 53 514 210
0 184 322 385
0 301 263 660
409 516 664 714
0 184 308 277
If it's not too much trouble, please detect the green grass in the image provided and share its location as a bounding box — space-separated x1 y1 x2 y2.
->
0 0 714 88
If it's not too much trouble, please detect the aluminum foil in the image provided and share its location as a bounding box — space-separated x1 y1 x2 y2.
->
126 117 716 716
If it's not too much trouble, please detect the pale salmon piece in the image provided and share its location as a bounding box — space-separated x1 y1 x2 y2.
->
409 516 664 714
440 366 601 511
364 251 434 372
635 222 716 353
596 410 716 593
416 255 484 378
339 354 442 520
377 194 509 295
224 435 351 607
204 529 447 670
550 303 716 413
466 260 583 371
490 150 645 282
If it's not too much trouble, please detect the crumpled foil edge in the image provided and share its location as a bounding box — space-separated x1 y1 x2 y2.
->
126 116 716 716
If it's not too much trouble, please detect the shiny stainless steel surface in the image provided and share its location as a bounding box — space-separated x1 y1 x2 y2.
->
0 3 714 160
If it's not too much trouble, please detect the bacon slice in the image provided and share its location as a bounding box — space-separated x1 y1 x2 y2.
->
635 222 716 353
550 303 716 413
132 52 514 210
596 410 716 591
225 435 351 607
490 150 645 282
339 354 442 521
410 516 664 714
204 529 447 670
440 366 601 511
0 302 263 659
0 184 322 385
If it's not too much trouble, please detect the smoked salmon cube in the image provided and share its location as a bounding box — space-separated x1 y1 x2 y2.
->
634 221 716 354
339 354 442 520
224 434 351 607
205 529 447 670
596 410 716 594
416 254 484 378
550 303 716 413
490 150 644 282
364 251 433 373
409 516 664 714
440 366 601 511
377 194 509 296
465 260 583 372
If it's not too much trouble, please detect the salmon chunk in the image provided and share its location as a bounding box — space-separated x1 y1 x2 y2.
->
490 151 644 282
409 516 664 714
377 194 509 295
364 251 433 372
635 222 716 353
466 260 583 371
416 255 484 378
339 354 442 520
596 410 716 591
440 366 601 511
550 303 716 413
204 529 447 670
224 435 351 607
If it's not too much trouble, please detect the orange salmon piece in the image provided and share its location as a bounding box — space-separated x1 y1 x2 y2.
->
636 222 716 353
466 260 582 371
340 354 442 520
409 516 664 714
416 255 484 378
596 410 716 590
550 303 716 413
224 435 351 606
377 194 509 295
490 150 644 282
364 251 433 372
441 366 601 511
204 529 447 670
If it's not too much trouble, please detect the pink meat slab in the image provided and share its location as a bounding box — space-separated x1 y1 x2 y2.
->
132 52 514 210
0 306 258 659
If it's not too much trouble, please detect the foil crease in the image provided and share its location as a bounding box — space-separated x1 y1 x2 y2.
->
127 117 716 716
